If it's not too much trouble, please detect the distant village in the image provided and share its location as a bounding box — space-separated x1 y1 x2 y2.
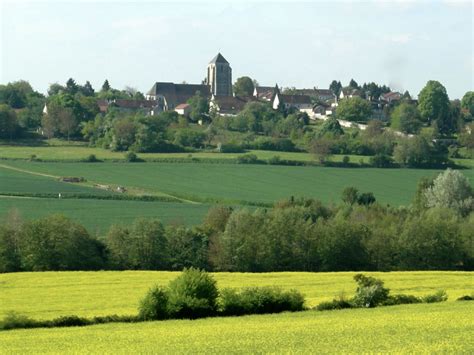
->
96 53 409 125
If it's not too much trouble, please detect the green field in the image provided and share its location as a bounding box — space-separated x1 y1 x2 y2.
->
0 271 471 319
2 160 465 206
1 303 472 353
0 271 472 353
0 197 210 233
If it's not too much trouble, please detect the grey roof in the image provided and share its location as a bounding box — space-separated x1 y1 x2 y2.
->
209 53 229 64
146 82 210 108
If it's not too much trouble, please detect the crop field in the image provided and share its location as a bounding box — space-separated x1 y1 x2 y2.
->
0 142 369 163
2 160 466 206
0 271 471 320
0 197 210 233
0 272 472 353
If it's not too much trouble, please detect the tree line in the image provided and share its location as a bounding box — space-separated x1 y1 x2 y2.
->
1 169 472 273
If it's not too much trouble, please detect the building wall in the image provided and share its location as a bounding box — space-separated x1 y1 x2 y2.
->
207 63 232 96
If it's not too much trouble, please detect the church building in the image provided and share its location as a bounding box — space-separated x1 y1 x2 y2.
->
206 53 232 96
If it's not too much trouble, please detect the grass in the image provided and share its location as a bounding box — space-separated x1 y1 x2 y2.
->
0 198 210 233
0 271 471 320
3 161 468 206
0 140 370 163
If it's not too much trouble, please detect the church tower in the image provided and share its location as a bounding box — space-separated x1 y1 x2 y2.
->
207 53 232 96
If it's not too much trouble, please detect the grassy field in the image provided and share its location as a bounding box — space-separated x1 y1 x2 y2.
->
0 271 471 320
0 141 370 163
0 197 210 233
1 302 472 353
2 160 465 206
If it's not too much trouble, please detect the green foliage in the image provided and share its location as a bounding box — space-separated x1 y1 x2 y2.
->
19 215 105 271
83 154 100 162
369 153 393 168
315 294 353 311
165 226 209 270
390 102 422 134
336 97 372 122
237 153 260 164
167 268 219 319
124 151 139 162
233 76 255 97
187 91 209 122
393 136 434 167
461 91 474 118
352 274 390 308
341 186 359 205
174 129 206 148
0 104 21 139
422 290 448 303
138 286 169 320
319 117 344 136
106 219 167 270
424 169 474 216
456 294 473 301
219 287 305 316
382 294 422 306
418 80 453 135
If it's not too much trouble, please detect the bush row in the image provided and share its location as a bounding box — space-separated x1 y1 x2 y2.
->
315 274 449 311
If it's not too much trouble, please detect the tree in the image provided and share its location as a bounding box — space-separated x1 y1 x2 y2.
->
81 81 95 96
319 117 344 136
47 83 66 96
459 123 474 154
349 79 359 89
393 136 432 167
390 102 422 134
309 137 333 163
65 78 79 95
461 91 474 120
341 187 359 205
329 80 342 96
111 117 136 151
335 97 372 122
187 91 209 122
418 80 452 134
424 169 474 216
0 104 20 139
357 192 376 206
233 76 255 96
102 79 111 92
57 107 77 141
106 218 168 270
19 215 105 271
165 226 209 270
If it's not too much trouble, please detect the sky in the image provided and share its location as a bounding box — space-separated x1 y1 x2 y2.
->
0 0 472 99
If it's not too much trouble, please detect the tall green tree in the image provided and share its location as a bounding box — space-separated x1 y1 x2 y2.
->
390 102 423 134
0 104 20 139
233 76 254 96
461 91 474 119
335 97 372 122
418 80 452 135
187 91 209 122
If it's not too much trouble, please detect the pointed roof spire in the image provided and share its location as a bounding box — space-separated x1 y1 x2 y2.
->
209 52 229 64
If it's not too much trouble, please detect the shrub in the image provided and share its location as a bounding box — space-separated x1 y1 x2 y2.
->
167 268 219 319
237 154 259 164
0 312 41 330
219 287 305 316
125 151 140 162
352 274 390 308
219 143 245 153
138 285 169 320
370 153 393 168
84 154 100 162
267 155 281 165
456 294 473 301
49 315 91 327
315 294 353 311
382 294 422 306
422 290 448 303
342 155 350 165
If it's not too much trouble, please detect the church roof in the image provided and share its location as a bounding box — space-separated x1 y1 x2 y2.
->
209 53 229 64
146 82 210 108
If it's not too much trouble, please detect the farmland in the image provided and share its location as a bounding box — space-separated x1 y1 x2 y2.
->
0 271 471 319
2 160 466 206
0 271 472 353
0 197 209 233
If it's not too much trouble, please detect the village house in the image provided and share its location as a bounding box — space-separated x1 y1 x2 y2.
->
272 92 312 114
253 85 279 102
174 103 191 116
339 87 363 99
210 95 256 116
